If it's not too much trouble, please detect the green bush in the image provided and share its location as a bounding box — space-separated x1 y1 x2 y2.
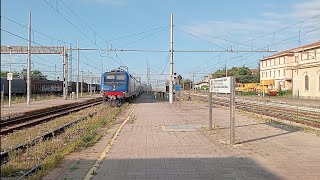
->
278 90 292 97
239 91 256 96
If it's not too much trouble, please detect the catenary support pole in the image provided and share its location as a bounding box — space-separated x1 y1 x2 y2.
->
63 46 68 100
27 10 31 105
90 72 93 95
230 76 235 145
169 13 174 104
8 47 12 107
1 85 4 108
192 72 195 93
76 40 79 98
209 92 213 130
81 70 83 97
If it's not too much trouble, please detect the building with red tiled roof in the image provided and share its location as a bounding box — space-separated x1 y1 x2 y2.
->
260 41 320 98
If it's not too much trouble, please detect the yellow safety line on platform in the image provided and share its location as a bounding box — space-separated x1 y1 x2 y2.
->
84 105 137 180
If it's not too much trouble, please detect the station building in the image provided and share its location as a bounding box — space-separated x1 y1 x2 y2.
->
260 41 320 99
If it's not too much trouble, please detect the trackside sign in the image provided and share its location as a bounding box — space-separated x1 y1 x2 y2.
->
209 77 231 93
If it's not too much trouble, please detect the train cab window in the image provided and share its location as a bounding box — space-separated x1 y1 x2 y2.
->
104 74 125 86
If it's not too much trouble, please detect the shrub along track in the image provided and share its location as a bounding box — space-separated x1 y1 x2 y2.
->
185 93 320 129
0 102 127 179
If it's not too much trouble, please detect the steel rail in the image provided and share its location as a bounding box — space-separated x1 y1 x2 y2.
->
1 98 102 135
189 94 320 128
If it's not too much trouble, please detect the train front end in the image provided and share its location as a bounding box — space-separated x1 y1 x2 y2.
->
100 70 128 106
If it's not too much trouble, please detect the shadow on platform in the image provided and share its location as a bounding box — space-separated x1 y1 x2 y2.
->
87 157 282 179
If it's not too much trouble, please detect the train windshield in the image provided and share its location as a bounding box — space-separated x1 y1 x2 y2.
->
104 74 125 86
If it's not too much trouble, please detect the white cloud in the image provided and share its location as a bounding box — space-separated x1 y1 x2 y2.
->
294 0 320 11
182 0 320 48
262 0 320 19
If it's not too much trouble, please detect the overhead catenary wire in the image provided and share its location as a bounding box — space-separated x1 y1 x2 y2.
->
115 26 170 49
181 13 320 75
81 26 170 48
177 26 253 48
190 27 320 74
57 0 111 47
1 15 72 45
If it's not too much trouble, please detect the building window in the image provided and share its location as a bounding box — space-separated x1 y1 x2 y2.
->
273 70 276 78
278 70 280 77
295 56 298 62
305 75 309 90
307 52 309 60
269 71 271 77
278 58 280 65
283 69 286 76
269 60 271 66
315 50 317 58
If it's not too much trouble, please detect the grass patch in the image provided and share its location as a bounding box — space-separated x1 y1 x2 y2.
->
0 103 128 179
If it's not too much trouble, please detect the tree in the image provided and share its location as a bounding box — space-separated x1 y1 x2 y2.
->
20 69 47 80
1 71 20 78
236 66 258 83
211 68 226 79
209 66 259 83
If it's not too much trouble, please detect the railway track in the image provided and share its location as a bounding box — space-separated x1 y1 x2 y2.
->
188 94 320 128
0 97 102 135
0 98 103 165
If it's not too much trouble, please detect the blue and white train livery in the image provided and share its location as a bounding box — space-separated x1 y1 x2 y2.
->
100 69 142 106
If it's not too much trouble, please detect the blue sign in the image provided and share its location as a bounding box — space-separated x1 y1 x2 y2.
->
175 85 181 91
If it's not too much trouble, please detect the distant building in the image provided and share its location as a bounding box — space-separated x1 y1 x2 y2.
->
194 74 210 90
260 41 320 98
194 81 209 90
250 69 259 76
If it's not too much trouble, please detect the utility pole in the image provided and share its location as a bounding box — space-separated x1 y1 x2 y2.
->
169 13 174 104
76 40 79 98
27 10 31 105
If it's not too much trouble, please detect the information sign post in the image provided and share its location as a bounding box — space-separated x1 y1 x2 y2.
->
209 76 236 145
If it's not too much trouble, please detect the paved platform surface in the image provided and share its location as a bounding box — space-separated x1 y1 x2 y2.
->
0 94 100 117
45 94 320 180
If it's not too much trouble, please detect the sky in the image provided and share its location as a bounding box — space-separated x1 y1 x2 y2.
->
1 0 320 86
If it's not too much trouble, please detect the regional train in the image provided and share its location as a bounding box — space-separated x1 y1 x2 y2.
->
0 78 100 95
100 69 144 106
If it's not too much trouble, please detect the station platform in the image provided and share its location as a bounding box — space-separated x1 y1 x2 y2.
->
44 94 320 180
1 94 101 117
